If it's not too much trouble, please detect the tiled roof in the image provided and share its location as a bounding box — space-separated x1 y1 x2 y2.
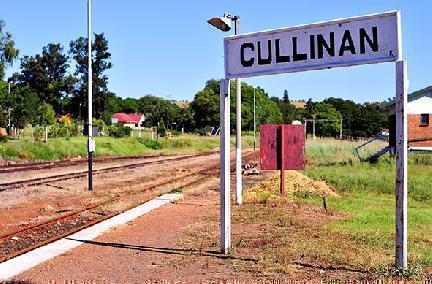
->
112 113 144 123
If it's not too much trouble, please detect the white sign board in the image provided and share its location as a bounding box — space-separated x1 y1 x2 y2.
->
224 11 400 79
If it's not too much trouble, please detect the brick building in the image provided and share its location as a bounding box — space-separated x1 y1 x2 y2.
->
389 86 432 149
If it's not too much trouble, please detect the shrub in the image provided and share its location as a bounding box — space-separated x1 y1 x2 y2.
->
137 138 163 150
33 126 44 141
195 126 213 136
158 119 166 137
108 125 132 138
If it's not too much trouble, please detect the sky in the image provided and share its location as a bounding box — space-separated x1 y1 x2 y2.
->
1 0 431 103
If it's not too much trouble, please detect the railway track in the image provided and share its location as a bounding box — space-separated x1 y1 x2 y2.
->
0 152 216 174
0 151 217 191
0 151 259 264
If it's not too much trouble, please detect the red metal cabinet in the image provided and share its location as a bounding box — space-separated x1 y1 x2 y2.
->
260 124 305 170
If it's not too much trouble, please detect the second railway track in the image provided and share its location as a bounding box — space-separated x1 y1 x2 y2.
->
0 151 218 191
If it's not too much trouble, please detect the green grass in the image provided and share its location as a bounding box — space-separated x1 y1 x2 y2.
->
0 134 257 161
301 138 432 271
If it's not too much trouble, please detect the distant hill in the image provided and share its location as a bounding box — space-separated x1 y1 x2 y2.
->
290 101 306 109
175 101 191 109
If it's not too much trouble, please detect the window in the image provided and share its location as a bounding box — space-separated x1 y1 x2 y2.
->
421 114 429 126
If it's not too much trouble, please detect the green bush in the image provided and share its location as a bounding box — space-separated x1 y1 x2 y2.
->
33 126 44 141
0 136 8 143
195 126 213 136
137 138 163 150
158 119 166 137
49 123 68 138
108 125 132 138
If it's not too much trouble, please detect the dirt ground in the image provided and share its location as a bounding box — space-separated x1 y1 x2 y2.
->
8 157 381 283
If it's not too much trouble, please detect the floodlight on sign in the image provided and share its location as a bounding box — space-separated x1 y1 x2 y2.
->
207 16 232 32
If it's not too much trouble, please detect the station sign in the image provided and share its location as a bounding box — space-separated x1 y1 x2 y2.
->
224 11 400 79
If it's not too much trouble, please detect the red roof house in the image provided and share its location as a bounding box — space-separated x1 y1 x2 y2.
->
112 113 145 129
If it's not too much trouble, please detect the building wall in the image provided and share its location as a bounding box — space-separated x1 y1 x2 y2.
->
408 114 432 147
407 94 432 114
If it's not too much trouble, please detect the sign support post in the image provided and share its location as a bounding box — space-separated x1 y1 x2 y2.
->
220 79 231 254
280 126 285 194
395 60 408 268
234 19 243 206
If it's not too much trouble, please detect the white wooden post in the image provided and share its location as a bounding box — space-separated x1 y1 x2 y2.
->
44 126 48 143
304 120 308 138
312 115 316 140
220 79 231 254
395 60 408 268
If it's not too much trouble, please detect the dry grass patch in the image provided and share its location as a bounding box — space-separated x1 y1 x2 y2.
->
245 171 338 205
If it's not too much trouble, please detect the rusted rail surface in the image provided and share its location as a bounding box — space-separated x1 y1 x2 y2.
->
0 151 259 263
0 151 217 191
0 151 218 174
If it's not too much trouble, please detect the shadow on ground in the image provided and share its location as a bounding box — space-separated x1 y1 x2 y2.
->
66 238 257 262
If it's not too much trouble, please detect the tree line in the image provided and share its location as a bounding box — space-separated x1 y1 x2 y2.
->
0 19 388 138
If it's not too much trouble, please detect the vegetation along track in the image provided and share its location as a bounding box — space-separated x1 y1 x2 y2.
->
0 151 218 191
0 151 259 263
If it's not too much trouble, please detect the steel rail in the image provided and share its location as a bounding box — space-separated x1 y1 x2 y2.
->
0 151 218 191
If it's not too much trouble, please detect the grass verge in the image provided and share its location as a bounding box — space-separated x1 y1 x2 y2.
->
0 134 257 161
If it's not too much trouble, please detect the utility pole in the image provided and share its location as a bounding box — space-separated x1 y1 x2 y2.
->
253 88 256 151
7 83 11 134
87 0 95 191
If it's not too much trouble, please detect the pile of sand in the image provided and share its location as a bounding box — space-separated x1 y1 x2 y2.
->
248 171 339 198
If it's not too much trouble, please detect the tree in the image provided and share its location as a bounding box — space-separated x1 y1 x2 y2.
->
0 80 9 127
0 20 19 80
118 98 138 113
306 98 313 113
324 97 387 138
177 107 194 131
190 84 219 129
137 95 180 129
8 85 40 130
38 102 56 126
283 89 290 103
270 96 307 124
69 33 112 122
310 102 341 137
157 118 166 137
16 43 74 113
191 79 282 131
